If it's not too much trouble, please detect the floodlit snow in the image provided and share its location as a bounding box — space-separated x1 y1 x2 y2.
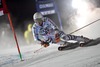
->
1 42 100 67
0 44 59 67
72 0 96 28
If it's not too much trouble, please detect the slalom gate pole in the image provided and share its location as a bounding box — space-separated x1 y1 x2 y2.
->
7 12 23 61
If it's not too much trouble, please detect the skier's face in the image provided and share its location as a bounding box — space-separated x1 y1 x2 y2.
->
35 18 43 26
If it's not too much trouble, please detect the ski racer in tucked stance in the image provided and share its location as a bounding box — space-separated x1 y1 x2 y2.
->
32 12 92 48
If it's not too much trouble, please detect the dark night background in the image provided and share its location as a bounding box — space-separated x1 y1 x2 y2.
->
6 0 37 32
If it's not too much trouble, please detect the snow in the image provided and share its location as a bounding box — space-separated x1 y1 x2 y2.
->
0 44 59 67
0 42 100 67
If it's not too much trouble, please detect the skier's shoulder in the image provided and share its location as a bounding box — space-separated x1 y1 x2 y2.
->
32 23 37 30
44 17 54 24
44 17 48 20
44 17 51 22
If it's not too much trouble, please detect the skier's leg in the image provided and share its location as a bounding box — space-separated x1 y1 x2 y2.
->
75 36 92 43
56 40 70 46
59 31 92 43
55 31 74 46
59 31 77 41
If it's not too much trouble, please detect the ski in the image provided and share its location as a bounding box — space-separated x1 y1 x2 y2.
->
58 37 100 51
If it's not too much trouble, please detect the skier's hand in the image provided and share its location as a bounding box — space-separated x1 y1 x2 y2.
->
41 41 50 48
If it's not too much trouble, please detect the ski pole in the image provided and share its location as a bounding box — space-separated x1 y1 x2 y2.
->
70 19 100 34
34 47 44 53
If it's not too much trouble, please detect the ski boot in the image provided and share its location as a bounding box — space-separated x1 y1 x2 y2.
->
58 42 70 51
79 37 94 47
58 42 79 51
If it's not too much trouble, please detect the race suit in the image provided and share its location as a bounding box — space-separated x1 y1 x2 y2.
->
32 17 89 45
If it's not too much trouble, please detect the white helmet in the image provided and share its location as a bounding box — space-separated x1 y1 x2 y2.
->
33 12 43 20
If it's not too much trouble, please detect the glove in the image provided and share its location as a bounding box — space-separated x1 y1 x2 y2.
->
41 41 50 48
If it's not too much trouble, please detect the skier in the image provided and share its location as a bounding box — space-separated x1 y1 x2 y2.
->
32 12 92 48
